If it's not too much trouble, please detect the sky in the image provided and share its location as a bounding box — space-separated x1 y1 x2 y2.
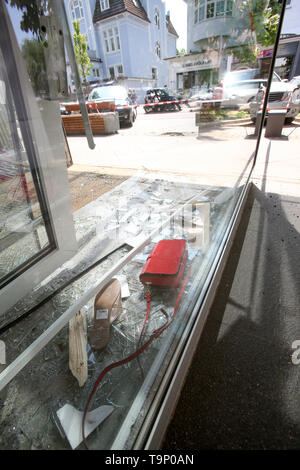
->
164 0 187 51
7 1 188 53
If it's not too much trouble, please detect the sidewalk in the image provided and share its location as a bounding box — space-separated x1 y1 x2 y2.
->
162 134 300 449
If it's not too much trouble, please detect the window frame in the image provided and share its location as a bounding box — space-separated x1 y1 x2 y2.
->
152 67 158 80
109 66 115 79
100 0 110 12
154 7 160 29
103 26 121 54
116 64 124 76
70 0 84 21
0 3 77 313
155 40 161 59
194 0 233 23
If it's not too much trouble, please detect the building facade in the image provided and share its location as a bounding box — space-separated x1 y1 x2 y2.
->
168 0 300 94
64 0 178 92
166 0 251 92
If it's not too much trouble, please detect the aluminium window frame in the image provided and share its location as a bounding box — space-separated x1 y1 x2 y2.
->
0 3 78 314
0 0 288 452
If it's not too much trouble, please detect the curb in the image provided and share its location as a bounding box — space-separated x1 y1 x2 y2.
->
195 118 252 128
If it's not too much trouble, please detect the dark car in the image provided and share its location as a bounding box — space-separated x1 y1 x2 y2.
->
88 85 137 126
144 87 182 113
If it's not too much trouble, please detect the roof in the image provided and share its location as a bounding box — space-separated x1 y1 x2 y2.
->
93 0 150 23
166 15 178 37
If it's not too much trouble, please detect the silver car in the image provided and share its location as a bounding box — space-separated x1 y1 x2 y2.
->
249 74 300 124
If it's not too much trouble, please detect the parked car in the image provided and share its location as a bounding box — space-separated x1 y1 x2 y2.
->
144 88 182 112
221 78 268 109
188 86 214 106
249 74 300 124
220 69 281 109
290 75 300 88
88 85 137 126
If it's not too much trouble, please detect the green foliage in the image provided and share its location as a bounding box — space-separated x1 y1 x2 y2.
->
176 48 186 56
72 20 92 84
236 109 250 118
228 44 258 65
5 0 49 39
21 38 49 94
228 0 281 66
252 0 281 47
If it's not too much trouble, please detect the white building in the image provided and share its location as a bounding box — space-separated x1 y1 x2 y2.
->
64 0 179 92
281 0 300 36
167 0 300 93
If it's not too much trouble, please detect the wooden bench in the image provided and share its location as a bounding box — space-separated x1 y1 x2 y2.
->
62 112 119 136
63 101 115 114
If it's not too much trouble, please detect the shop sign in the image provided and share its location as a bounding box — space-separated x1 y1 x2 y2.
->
182 58 212 68
257 48 273 59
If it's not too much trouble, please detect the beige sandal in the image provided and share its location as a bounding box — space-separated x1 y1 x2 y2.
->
90 278 122 350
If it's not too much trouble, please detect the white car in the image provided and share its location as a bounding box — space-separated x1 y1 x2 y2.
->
222 78 267 109
249 76 300 124
290 75 300 88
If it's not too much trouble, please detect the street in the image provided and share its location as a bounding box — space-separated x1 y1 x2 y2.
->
67 106 260 192
66 105 300 211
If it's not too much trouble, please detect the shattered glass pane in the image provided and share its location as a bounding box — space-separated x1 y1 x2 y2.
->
0 47 53 288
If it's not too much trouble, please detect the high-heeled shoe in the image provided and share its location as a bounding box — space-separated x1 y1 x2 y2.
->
90 278 122 350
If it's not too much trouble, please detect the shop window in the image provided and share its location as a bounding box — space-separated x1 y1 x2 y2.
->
0 0 286 453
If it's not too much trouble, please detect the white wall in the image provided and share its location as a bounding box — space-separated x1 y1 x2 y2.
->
281 0 300 36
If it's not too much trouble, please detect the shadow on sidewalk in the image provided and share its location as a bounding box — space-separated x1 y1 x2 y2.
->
162 183 300 450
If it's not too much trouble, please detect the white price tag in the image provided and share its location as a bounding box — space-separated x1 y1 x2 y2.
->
96 309 109 320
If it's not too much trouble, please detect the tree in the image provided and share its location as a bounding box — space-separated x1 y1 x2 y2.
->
247 0 280 47
5 0 49 40
228 0 281 66
72 20 92 85
21 38 49 95
176 48 186 56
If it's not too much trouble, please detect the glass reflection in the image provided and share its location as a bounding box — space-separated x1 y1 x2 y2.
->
0 46 52 287
0 0 288 452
